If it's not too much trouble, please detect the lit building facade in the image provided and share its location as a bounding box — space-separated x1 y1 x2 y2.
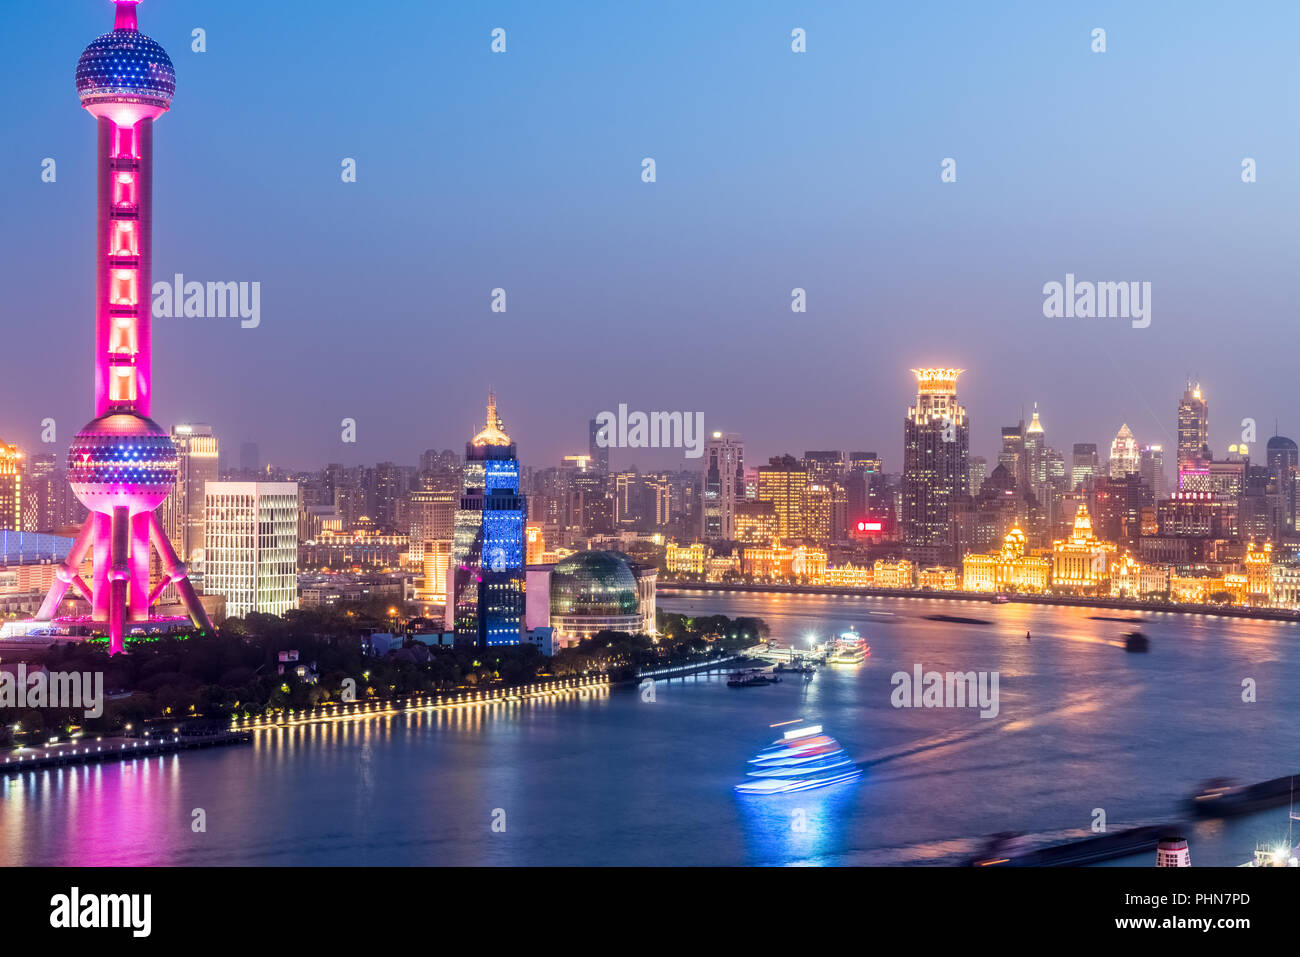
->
1109 424 1140 478
962 527 1050 593
701 431 743 541
918 566 958 590
166 423 218 565
873 558 916 589
1177 381 1210 475
825 564 873 588
1051 504 1114 594
665 541 707 577
0 442 22 531
902 369 969 560
448 395 527 648
204 482 299 618
757 455 806 541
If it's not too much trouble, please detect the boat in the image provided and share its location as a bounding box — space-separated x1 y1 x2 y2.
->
825 627 870 664
1239 778 1300 866
774 660 815 675
734 724 862 794
992 594 1010 604
1189 775 1300 818
727 669 781 688
1124 631 1150 653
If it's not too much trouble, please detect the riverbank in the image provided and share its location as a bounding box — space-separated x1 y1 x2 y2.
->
230 674 611 732
659 581 1300 623
3 730 251 774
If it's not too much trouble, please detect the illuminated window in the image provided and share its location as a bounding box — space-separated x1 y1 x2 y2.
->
114 173 136 207
109 316 137 355
110 366 137 403
111 220 137 257
110 269 137 306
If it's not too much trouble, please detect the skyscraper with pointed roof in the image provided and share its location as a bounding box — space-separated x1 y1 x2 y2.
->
448 394 527 647
1109 424 1141 478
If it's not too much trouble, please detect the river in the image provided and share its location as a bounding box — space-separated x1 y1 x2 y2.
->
2 590 1296 866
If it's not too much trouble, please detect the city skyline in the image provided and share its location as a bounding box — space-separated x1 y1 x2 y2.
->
3 1 1298 468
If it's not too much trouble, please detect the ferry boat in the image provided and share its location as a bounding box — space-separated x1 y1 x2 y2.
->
825 628 869 664
1240 779 1300 866
734 724 862 794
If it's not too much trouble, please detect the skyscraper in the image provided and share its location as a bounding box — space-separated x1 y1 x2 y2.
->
1023 405 1048 496
902 369 969 559
757 454 806 541
1266 435 1298 532
588 417 610 474
34 0 212 652
1109 424 1140 478
1071 443 1099 490
701 431 744 541
449 394 527 648
999 422 1027 490
1177 381 1210 474
204 482 299 618
0 441 22 530
1140 444 1166 501
167 423 218 564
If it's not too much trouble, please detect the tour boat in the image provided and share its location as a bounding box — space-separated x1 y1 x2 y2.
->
734 724 862 794
825 628 869 664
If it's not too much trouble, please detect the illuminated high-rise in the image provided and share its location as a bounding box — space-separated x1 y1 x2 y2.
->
204 482 299 618
166 423 218 565
1177 381 1210 474
33 0 213 652
1109 424 1140 478
0 441 22 530
1140 444 1166 501
1071 443 1099 490
902 369 969 560
448 394 527 648
701 431 744 541
757 454 806 541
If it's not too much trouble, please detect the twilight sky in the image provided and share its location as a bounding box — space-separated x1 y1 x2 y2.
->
3 0 1298 473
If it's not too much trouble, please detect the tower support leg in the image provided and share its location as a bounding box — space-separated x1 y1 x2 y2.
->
108 506 130 655
34 517 96 621
129 512 151 622
147 512 215 636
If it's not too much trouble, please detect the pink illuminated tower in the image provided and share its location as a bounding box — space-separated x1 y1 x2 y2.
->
33 0 214 653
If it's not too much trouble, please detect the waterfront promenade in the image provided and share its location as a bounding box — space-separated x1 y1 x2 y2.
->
659 581 1300 623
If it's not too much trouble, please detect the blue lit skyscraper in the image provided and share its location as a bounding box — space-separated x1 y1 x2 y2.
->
449 394 527 648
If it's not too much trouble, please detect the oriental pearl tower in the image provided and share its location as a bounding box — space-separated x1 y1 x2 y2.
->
33 0 214 653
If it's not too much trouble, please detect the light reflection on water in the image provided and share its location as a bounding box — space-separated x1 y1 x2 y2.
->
1 592 1298 866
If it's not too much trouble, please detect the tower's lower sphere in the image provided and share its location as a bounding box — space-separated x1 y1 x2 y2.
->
68 412 177 515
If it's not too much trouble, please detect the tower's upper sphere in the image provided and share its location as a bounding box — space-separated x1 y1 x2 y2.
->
76 13 175 114
68 412 178 516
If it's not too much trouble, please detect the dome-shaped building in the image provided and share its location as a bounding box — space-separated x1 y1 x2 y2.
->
548 550 656 643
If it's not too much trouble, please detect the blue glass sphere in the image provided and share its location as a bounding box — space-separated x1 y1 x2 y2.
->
76 29 175 110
